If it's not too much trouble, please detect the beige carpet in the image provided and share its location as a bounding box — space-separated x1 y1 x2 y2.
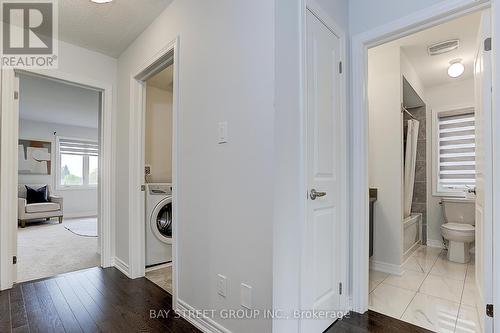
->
145 266 172 294
17 218 99 282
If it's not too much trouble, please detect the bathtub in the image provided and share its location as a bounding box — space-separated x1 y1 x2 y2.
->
403 213 422 260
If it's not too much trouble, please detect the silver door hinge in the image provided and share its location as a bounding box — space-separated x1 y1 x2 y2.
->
487 304 493 317
339 282 343 295
141 185 146 191
13 256 17 264
485 37 492 52
14 91 19 100
339 61 343 74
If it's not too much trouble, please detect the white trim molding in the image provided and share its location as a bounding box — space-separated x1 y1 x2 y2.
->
112 256 130 278
0 68 116 290
369 260 403 276
128 37 180 311
350 0 493 314
176 299 232 333
427 239 446 249
0 69 19 289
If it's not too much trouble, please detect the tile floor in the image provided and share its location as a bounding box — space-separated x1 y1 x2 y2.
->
145 265 173 294
369 245 482 333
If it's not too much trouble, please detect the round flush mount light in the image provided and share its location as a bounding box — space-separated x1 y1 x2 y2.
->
447 59 465 78
90 0 113 3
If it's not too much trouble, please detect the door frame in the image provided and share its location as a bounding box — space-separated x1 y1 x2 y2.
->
127 37 180 307
350 0 498 325
300 0 349 321
0 67 115 290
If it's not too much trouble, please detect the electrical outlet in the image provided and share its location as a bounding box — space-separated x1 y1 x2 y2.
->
217 274 227 297
240 283 252 309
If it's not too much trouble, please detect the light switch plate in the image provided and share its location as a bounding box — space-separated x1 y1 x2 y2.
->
218 121 228 144
217 274 227 297
240 283 252 309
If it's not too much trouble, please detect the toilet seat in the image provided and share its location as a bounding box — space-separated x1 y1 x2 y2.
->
441 223 475 232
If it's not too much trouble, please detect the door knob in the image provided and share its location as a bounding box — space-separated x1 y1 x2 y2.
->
310 189 327 200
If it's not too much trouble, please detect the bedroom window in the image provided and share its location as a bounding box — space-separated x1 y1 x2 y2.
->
432 107 475 195
57 137 99 189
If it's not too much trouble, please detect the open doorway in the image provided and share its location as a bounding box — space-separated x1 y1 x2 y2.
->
366 10 491 332
143 64 174 293
16 73 102 282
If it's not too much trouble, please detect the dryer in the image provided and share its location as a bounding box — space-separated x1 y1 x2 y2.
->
146 183 172 267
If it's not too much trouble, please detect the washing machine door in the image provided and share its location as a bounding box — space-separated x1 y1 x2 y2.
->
150 197 172 244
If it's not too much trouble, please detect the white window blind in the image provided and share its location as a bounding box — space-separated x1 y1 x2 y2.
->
58 137 99 188
438 111 475 191
59 138 98 156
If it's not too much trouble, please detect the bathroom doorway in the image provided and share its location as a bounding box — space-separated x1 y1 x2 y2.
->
366 9 492 332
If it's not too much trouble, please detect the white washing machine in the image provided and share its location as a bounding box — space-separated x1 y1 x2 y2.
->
146 183 173 267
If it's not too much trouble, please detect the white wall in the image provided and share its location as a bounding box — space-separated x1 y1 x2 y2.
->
368 43 403 267
19 119 99 217
145 85 172 183
116 1 274 332
401 50 426 101
349 0 450 36
424 78 475 243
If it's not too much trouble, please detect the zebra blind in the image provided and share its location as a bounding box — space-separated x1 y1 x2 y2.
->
59 138 98 156
438 111 475 190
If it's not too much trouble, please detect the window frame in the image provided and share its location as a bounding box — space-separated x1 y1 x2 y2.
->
431 105 475 197
55 136 99 191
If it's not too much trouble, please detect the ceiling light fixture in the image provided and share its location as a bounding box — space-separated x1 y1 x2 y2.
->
90 0 113 3
447 59 464 78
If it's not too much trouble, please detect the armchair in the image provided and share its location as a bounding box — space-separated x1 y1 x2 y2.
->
18 184 64 228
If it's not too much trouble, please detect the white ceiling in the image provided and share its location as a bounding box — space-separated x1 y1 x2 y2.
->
147 65 174 91
397 12 481 88
19 75 100 128
59 0 173 58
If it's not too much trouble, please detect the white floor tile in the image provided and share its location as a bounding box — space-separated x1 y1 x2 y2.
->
368 283 416 319
382 270 426 291
402 293 459 333
461 281 479 307
413 246 442 261
465 264 476 284
455 304 481 333
369 270 389 292
430 257 468 281
402 256 436 274
419 274 465 303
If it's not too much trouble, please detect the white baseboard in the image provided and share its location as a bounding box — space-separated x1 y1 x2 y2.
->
64 211 98 219
369 260 403 276
112 256 130 278
427 239 445 249
176 299 232 333
145 262 172 273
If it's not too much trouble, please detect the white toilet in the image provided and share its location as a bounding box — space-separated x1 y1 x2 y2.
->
440 197 475 264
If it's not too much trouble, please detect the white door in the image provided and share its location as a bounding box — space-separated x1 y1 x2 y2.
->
301 9 346 333
473 10 493 332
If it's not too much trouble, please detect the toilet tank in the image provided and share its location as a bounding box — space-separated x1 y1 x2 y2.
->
441 198 475 225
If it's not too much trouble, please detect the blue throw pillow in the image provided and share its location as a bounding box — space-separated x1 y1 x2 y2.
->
25 185 49 204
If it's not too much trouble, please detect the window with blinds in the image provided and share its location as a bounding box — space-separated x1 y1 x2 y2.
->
57 137 99 188
437 111 475 191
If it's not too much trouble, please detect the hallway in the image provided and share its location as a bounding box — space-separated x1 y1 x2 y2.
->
0 267 199 332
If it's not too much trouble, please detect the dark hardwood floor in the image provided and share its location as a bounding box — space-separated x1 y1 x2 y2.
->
325 310 433 333
0 267 432 333
0 267 200 333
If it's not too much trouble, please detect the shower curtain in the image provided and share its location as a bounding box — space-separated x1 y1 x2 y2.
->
404 119 420 218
